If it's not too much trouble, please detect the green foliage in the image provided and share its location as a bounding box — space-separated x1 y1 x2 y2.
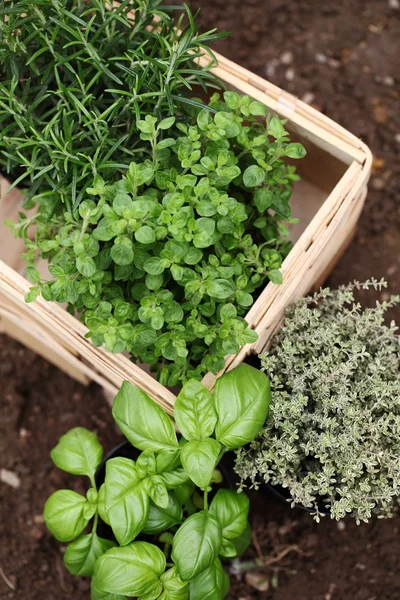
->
0 0 223 210
18 94 304 384
235 280 400 523
44 363 271 599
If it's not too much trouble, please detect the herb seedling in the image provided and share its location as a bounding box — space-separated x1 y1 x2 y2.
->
44 363 271 599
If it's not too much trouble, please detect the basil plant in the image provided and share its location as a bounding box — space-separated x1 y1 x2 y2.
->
44 364 271 599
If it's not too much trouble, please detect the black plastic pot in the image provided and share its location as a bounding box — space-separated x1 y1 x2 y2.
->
262 482 330 517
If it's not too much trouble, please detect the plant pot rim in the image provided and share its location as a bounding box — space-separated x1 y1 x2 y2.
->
264 482 331 517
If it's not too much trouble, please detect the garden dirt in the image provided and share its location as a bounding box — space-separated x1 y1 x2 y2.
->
1 0 400 599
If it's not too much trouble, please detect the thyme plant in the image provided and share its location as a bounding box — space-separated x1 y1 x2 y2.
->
14 92 305 384
0 0 223 210
235 280 400 523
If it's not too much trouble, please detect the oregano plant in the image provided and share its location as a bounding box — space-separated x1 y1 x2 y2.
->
14 92 305 384
43 363 271 599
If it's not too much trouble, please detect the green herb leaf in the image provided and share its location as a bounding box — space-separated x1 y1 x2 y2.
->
64 533 115 577
145 475 169 510
110 239 134 266
214 364 271 448
249 101 268 116
207 279 234 300
174 380 217 441
160 567 189 600
112 382 179 452
103 457 149 545
44 490 89 542
209 489 249 540
243 165 265 188
254 188 274 212
219 539 237 558
93 542 165 598
142 494 182 535
172 511 222 581
268 269 283 285
158 117 176 130
268 115 286 139
285 143 307 159
50 428 103 477
180 439 221 489
76 256 97 277
189 558 229 600
135 226 156 245
231 522 252 556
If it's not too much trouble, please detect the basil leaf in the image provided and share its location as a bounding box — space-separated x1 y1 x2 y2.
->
44 490 88 542
91 578 125 600
112 381 179 452
172 511 222 581
231 522 252 556
93 542 165 598
64 533 115 577
189 558 229 600
180 439 221 489
174 481 195 506
155 449 181 474
97 484 110 525
50 427 103 476
145 475 169 509
137 448 156 478
214 364 271 448
160 567 189 600
209 489 249 540
219 539 237 558
142 494 182 534
174 380 217 441
160 467 190 489
104 457 149 545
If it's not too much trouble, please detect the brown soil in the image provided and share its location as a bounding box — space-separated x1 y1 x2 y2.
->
1 1 400 599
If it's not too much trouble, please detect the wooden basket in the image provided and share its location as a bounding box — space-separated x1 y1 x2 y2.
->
0 51 372 414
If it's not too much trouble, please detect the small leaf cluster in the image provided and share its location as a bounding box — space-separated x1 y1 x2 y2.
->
19 94 304 384
43 364 271 600
235 280 400 523
0 0 223 210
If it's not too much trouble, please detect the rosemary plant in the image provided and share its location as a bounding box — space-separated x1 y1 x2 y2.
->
0 0 223 210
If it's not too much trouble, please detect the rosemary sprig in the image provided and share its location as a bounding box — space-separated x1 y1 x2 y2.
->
0 0 225 211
